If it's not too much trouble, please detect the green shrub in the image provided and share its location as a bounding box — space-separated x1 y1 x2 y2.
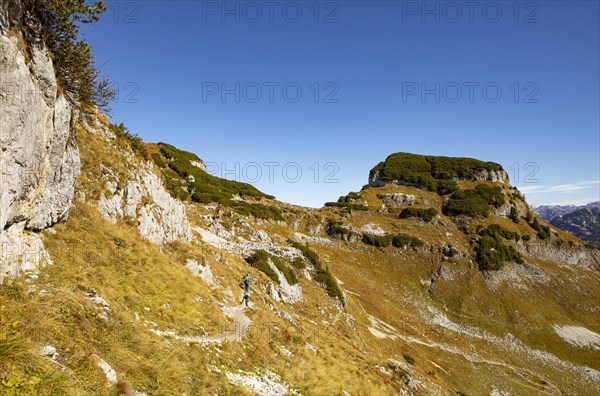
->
190 170 266 200
444 195 490 217
362 233 423 249
151 152 166 168
190 194 284 221
537 229 550 239
246 250 279 282
191 192 231 205
270 255 298 285
168 158 196 177
526 210 534 223
442 244 459 257
314 269 344 303
287 240 321 268
476 234 524 271
230 201 284 221
403 354 415 365
476 224 524 271
336 191 364 203
326 221 362 241
24 0 113 111
443 184 505 217
324 202 369 211
326 221 352 236
291 257 306 269
530 217 551 239
399 207 439 222
159 143 267 201
110 123 148 158
480 224 520 241
436 179 459 195
156 143 279 216
158 142 201 162
163 169 189 200
246 250 278 283
470 184 505 207
287 240 344 304
522 234 531 242
362 233 393 247
392 234 424 248
246 250 297 285
129 137 148 158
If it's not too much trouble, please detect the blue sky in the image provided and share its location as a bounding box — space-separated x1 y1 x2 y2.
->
84 1 599 208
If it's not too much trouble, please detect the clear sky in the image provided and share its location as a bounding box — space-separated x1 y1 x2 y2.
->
83 0 600 208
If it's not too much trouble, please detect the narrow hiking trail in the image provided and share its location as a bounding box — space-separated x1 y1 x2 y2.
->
146 299 253 345
180 305 252 344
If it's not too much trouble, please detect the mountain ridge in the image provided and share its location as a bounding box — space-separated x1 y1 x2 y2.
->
534 201 600 221
1 2 600 395
534 202 600 249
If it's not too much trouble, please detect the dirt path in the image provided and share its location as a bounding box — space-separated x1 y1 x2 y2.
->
180 305 252 344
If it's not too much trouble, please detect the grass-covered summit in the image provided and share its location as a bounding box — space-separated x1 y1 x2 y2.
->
149 142 283 220
369 152 506 194
151 142 271 202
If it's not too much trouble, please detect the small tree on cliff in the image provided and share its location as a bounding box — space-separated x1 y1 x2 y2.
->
24 0 115 111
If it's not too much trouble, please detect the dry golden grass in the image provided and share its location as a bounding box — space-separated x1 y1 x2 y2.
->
2 118 598 395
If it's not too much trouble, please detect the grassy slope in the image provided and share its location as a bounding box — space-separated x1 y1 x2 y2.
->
316 185 600 395
0 119 409 395
1 117 599 395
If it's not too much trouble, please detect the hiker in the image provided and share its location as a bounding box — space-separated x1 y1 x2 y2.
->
243 273 250 292
241 292 250 307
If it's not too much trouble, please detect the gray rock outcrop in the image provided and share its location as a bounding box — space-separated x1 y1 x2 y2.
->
98 163 192 245
268 259 303 304
185 259 213 285
0 1 80 282
369 169 509 188
377 193 416 205
516 241 600 268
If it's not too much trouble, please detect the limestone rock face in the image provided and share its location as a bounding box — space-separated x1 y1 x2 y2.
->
268 259 303 304
190 160 206 172
473 169 510 184
0 0 22 32
0 222 50 283
0 1 80 282
0 13 80 231
377 193 416 205
98 164 192 245
369 169 509 187
185 259 214 285
516 240 600 268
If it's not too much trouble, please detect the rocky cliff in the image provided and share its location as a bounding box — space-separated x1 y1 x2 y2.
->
0 0 80 282
0 0 192 282
93 135 193 245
